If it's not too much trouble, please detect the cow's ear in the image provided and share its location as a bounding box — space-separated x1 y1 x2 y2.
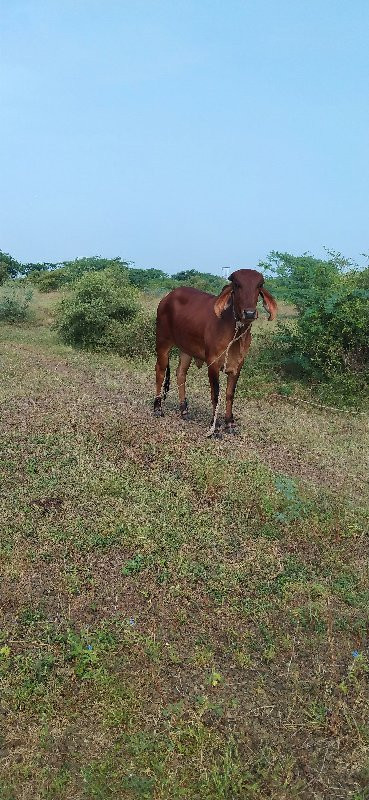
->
214 284 233 318
259 287 277 321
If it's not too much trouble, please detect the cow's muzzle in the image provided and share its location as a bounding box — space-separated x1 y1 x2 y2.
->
243 309 258 320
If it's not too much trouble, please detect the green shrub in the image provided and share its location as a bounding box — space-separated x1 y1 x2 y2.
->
267 275 369 407
313 371 369 408
0 281 33 323
0 261 9 285
248 251 369 407
27 257 131 292
276 285 369 379
55 268 155 358
28 267 71 292
127 267 173 293
173 269 224 294
62 256 130 283
110 311 156 359
259 250 346 309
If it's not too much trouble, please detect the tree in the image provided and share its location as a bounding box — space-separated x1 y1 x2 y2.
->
0 250 21 283
258 251 345 311
127 268 170 290
172 269 223 293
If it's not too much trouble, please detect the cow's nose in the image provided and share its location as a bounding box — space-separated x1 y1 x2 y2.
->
243 309 257 320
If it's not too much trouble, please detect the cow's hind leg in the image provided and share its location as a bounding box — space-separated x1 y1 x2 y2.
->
154 344 171 417
176 352 192 418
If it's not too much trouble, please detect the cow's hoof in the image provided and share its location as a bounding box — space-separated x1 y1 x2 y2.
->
224 423 237 435
207 423 222 439
153 407 164 418
180 400 189 419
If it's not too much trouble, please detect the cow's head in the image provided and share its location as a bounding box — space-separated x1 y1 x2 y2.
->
214 268 277 322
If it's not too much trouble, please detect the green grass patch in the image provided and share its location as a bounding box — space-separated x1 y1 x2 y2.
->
0 306 368 799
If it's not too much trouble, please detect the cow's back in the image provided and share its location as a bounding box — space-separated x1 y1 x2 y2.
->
156 287 216 357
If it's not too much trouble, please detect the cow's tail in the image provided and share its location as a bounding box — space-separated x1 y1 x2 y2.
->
163 362 170 399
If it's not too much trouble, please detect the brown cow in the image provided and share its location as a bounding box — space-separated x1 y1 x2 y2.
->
154 269 277 434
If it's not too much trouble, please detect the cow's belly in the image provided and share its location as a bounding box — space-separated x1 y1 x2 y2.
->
171 331 206 363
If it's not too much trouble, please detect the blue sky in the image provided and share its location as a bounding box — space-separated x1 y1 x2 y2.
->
0 0 368 272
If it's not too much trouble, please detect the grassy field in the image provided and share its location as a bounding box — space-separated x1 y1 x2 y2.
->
0 291 368 799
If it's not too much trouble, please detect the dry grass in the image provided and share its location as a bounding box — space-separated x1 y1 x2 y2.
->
0 299 368 800
29 288 61 325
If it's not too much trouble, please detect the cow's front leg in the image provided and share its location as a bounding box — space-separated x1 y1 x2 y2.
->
176 352 192 418
224 364 243 434
208 364 221 435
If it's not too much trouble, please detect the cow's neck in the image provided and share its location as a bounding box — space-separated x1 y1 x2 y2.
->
224 306 251 337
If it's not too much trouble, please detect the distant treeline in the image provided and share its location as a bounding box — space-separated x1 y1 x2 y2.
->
0 252 226 295
1 248 368 304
